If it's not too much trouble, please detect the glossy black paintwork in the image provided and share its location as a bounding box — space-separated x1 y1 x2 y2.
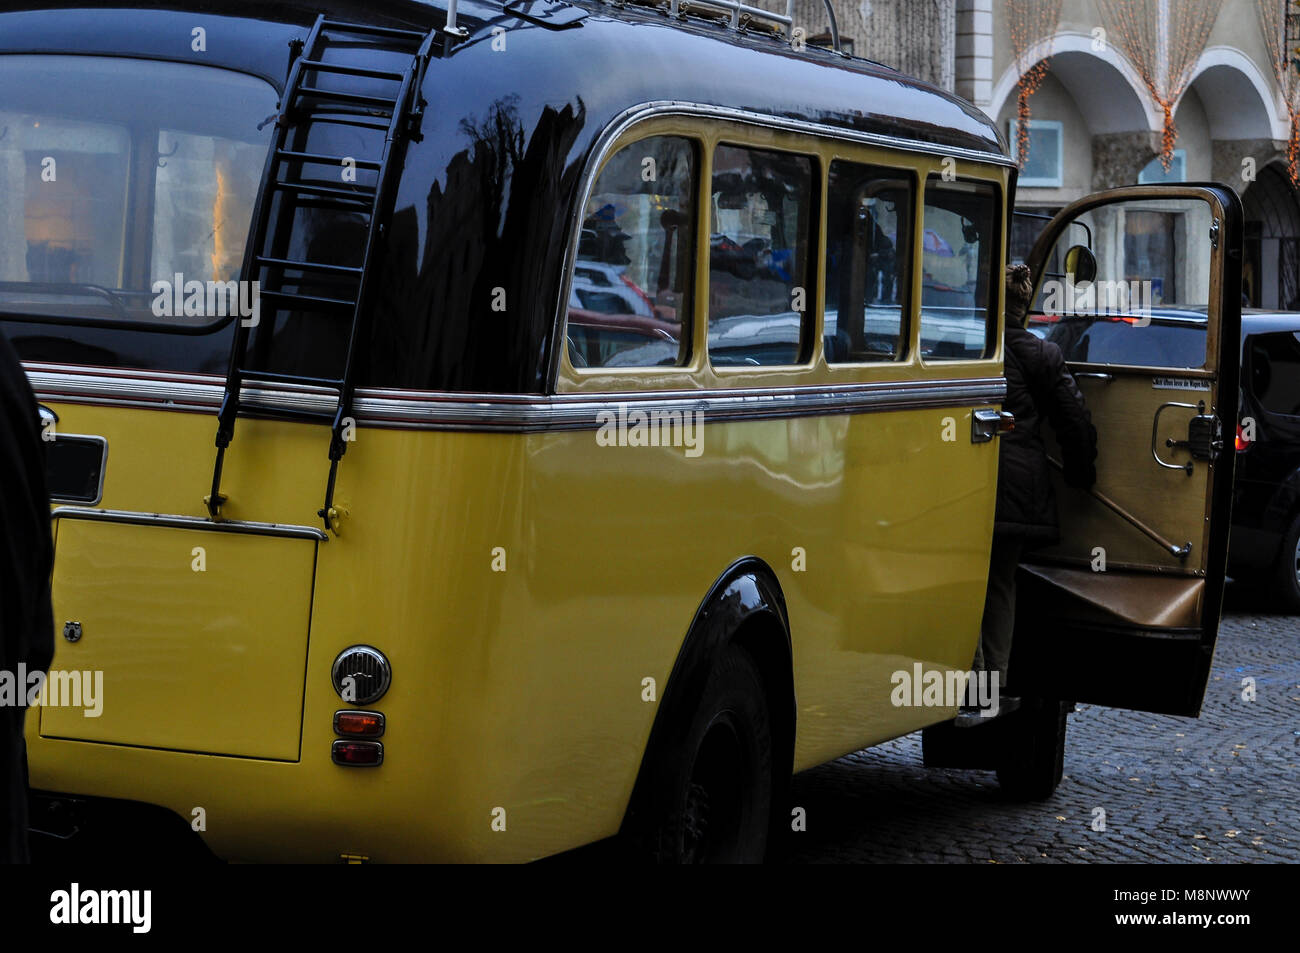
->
618 556 793 851
0 0 1005 393
1229 313 1300 574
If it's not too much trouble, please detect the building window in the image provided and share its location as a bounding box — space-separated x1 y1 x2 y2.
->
1138 150 1187 184
1009 119 1063 188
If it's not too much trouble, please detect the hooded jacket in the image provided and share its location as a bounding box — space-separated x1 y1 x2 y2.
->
997 324 1098 543
0 330 54 863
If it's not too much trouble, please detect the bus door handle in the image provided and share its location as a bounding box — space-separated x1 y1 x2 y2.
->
1152 401 1218 475
972 408 1014 443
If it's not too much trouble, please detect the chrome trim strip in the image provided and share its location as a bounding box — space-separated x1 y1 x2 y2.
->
47 434 108 507
51 506 329 541
547 100 1013 390
29 368 1006 432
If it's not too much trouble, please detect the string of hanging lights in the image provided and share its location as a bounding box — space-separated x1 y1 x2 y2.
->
1096 0 1223 172
1007 0 1062 170
1258 0 1300 187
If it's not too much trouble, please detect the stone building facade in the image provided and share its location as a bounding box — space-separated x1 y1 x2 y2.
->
777 0 1298 308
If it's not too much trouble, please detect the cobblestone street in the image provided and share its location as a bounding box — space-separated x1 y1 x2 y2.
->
788 585 1300 863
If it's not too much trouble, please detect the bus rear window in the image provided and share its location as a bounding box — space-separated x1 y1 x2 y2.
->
0 55 276 328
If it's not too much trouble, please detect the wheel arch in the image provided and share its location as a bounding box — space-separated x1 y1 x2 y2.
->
618 556 795 844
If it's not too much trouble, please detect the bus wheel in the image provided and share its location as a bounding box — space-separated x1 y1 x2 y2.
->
653 645 773 863
995 699 1067 802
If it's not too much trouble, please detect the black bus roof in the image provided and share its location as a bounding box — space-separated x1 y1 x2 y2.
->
0 0 1009 163
0 0 1011 394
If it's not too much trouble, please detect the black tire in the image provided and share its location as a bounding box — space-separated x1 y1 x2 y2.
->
648 644 774 863
1274 514 1300 614
995 699 1067 802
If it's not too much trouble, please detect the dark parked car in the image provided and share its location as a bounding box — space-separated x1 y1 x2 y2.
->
1030 308 1300 610
1230 313 1300 610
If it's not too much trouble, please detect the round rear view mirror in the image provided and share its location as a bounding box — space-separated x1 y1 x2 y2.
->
1064 244 1098 284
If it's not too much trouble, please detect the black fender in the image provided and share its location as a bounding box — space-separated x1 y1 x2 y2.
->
618 556 795 848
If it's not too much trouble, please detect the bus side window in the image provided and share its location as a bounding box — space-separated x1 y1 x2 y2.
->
566 135 697 369
707 145 814 367
919 177 999 361
824 161 913 363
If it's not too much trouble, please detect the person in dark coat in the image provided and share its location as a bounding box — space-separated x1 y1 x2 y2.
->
0 329 54 863
974 264 1097 700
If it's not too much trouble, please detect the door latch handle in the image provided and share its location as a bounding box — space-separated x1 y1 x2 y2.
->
1152 401 1213 475
972 408 1014 443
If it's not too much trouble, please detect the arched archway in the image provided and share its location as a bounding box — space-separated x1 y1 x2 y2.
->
1242 163 1300 309
990 35 1158 191
1184 47 1287 142
989 32 1158 135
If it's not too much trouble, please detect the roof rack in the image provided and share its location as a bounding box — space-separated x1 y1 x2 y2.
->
596 0 843 54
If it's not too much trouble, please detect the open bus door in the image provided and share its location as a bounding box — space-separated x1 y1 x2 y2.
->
923 185 1242 799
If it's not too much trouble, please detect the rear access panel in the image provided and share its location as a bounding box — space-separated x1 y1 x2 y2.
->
42 518 316 761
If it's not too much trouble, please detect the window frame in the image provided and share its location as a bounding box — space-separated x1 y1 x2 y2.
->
1138 149 1188 185
562 133 701 374
822 159 918 366
706 140 820 373
555 113 1013 394
1009 119 1064 189
0 55 279 334
1246 329 1300 419
917 175 1003 364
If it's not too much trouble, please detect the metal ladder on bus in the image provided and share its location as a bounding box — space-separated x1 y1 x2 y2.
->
206 14 436 533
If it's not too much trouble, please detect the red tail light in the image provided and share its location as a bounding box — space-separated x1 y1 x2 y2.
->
1235 422 1251 452
332 740 384 766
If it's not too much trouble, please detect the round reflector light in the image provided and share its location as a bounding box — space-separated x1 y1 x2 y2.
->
331 645 392 705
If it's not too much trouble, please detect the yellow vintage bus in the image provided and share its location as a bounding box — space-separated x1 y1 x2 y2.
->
4 0 1240 862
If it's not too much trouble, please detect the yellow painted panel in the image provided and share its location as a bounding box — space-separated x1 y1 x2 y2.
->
1039 372 1213 573
27 395 996 861
42 520 314 760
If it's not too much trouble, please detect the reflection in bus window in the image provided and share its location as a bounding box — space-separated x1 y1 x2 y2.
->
153 130 266 289
708 145 813 367
1035 199 1212 314
0 56 274 327
566 135 696 369
825 161 911 363
1029 198 1212 370
1031 314 1207 369
920 178 997 360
